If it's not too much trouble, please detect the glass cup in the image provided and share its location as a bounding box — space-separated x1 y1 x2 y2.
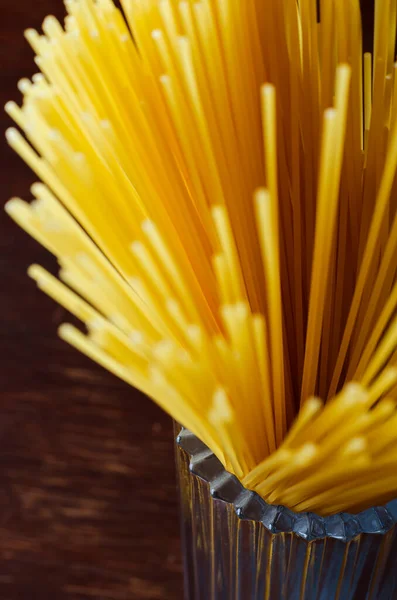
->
175 428 397 600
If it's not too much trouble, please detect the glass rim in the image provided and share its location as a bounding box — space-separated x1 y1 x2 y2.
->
176 427 397 542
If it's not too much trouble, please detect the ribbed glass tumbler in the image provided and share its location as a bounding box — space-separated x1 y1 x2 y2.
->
175 428 397 600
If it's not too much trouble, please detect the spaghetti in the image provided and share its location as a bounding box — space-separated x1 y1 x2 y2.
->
5 0 397 515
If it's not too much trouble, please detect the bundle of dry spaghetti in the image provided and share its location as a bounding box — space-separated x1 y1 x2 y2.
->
5 0 397 515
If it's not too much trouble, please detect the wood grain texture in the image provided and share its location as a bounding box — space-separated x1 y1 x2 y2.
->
0 1 375 599
0 2 182 598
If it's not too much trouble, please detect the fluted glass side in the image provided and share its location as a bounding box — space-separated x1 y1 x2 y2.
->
175 428 397 600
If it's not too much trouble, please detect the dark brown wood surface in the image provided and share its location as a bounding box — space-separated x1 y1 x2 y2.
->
0 3 182 598
0 1 376 599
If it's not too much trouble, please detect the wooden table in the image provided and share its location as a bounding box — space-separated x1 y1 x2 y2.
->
0 0 376 598
1 2 182 598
